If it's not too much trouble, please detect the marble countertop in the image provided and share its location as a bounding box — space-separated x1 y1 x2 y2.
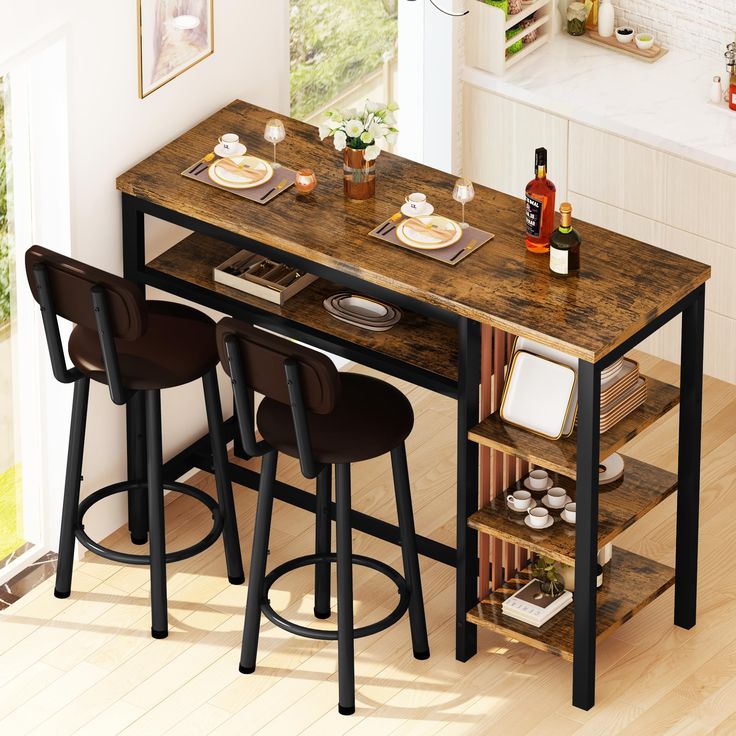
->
463 33 736 176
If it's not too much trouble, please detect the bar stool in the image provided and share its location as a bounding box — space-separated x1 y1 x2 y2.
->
216 318 429 715
25 246 244 639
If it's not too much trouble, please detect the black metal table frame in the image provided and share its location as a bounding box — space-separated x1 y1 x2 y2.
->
121 192 705 710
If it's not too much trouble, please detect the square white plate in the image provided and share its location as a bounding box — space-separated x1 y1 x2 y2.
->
501 351 577 440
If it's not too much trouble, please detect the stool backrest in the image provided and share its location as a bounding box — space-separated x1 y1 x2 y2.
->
25 245 147 340
216 318 340 414
216 317 341 478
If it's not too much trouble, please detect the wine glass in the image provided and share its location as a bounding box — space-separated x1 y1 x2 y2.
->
453 178 475 229
264 119 285 169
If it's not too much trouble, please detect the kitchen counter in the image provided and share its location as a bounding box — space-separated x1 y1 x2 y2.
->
463 32 736 176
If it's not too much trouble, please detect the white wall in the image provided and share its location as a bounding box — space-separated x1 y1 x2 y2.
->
1 0 290 546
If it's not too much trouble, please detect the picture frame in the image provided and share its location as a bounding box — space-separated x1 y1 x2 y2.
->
137 0 214 98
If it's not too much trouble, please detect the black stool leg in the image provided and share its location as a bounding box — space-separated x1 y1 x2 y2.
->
146 389 168 639
127 390 148 545
336 463 355 716
314 464 332 619
202 369 245 585
54 377 90 599
240 449 278 673
391 443 430 659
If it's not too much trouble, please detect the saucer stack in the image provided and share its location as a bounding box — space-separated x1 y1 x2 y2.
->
323 293 402 332
593 358 648 433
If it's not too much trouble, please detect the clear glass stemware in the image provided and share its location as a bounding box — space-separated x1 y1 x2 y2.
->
264 119 285 168
453 178 475 229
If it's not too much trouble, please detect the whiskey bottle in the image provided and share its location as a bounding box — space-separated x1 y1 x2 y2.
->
525 147 556 253
549 202 581 276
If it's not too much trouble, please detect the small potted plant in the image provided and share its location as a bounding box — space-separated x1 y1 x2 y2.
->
319 100 398 200
531 555 565 597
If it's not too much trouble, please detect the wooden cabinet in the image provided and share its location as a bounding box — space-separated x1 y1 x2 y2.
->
463 85 568 200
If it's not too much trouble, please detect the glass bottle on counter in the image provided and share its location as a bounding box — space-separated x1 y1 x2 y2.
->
549 202 581 276
727 46 736 111
525 147 556 253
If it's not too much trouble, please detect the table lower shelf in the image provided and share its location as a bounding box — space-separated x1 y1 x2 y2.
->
467 547 675 661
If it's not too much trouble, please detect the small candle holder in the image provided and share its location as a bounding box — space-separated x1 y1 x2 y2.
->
294 168 317 194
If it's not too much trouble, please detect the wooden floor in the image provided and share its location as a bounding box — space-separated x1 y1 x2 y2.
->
1 354 736 735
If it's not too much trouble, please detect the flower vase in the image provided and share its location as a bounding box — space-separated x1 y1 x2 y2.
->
343 147 376 200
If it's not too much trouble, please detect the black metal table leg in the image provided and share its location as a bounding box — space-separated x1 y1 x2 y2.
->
122 195 149 544
573 358 602 710
456 318 481 662
675 284 705 629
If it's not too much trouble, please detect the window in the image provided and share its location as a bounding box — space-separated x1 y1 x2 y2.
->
290 0 398 123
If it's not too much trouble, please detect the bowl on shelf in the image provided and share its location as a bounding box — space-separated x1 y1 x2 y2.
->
615 26 635 43
635 32 655 50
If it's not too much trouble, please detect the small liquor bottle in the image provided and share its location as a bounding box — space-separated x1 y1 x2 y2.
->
525 147 556 253
549 202 581 276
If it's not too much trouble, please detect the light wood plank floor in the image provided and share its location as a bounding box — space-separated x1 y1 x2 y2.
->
1 353 735 735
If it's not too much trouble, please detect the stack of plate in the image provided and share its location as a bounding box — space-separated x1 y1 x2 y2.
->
396 215 463 249
600 377 648 432
601 357 625 382
208 155 273 189
323 293 402 332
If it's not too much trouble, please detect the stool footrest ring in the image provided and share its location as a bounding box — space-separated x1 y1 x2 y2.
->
260 553 410 641
75 480 223 565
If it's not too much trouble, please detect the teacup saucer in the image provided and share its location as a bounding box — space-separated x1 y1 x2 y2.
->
524 477 553 493
214 142 247 158
542 494 572 510
507 498 538 513
561 510 576 525
401 202 434 218
524 515 554 530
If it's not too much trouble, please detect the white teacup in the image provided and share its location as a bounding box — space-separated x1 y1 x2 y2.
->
405 192 428 213
527 507 549 528
546 487 567 508
527 469 549 490
564 502 576 521
507 490 532 510
218 133 240 153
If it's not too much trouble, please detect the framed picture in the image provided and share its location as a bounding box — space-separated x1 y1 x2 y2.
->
137 0 214 98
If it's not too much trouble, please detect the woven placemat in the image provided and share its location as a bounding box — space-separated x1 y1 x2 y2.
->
369 212 493 265
181 156 295 204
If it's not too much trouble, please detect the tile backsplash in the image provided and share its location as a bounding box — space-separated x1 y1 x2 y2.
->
612 0 735 62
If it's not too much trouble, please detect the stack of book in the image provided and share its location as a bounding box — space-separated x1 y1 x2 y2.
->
502 579 573 627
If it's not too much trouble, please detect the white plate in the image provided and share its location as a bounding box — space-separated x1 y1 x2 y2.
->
599 453 625 484
601 356 625 381
334 295 390 319
500 351 577 440
524 515 554 530
561 510 576 525
507 498 538 513
523 476 553 492
208 155 273 189
214 142 247 158
542 494 572 510
396 215 462 250
400 202 434 218
325 294 401 324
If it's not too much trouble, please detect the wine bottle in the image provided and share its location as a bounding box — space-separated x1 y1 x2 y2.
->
525 147 556 253
549 202 581 276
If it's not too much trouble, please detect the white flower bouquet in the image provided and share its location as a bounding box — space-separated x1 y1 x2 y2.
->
318 100 399 161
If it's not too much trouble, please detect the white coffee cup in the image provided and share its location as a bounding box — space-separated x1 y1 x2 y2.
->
527 507 549 528
507 490 532 510
218 133 240 153
564 502 576 521
527 469 549 490
404 192 428 212
546 487 567 508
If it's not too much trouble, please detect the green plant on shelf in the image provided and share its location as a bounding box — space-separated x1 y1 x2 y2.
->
531 554 565 597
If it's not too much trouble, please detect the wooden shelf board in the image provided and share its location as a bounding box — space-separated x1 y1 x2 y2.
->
467 547 675 662
468 455 677 566
146 232 458 383
468 376 680 478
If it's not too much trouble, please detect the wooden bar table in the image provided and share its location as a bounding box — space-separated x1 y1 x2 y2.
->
116 99 710 710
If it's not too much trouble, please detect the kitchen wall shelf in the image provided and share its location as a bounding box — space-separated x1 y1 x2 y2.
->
468 455 677 567
468 375 680 478
466 0 556 76
467 547 675 661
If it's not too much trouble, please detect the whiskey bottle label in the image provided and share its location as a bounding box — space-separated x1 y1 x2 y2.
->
550 246 569 275
525 195 544 238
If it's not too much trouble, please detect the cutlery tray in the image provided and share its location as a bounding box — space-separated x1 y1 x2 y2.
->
214 250 317 305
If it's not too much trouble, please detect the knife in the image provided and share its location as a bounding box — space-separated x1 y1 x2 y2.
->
189 152 215 176
260 179 289 201
450 240 478 262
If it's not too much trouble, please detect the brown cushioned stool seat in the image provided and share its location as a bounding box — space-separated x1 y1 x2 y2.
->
69 300 219 390
257 373 413 464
